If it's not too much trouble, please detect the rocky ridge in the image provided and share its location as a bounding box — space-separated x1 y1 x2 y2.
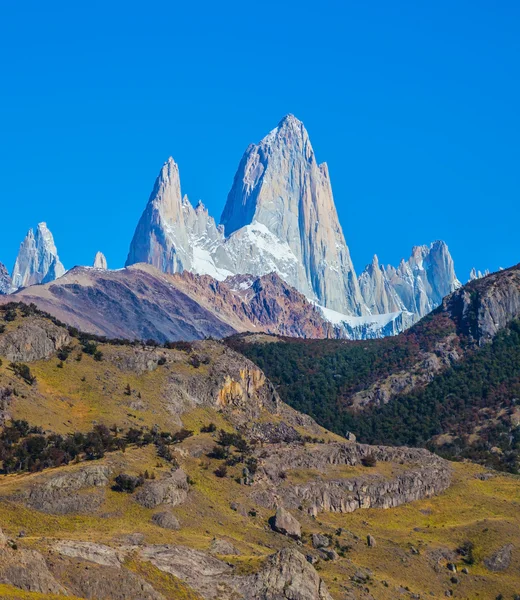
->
0 264 11 295
2 264 339 341
125 115 458 327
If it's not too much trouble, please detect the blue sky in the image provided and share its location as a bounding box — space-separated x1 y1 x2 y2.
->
1 1 518 282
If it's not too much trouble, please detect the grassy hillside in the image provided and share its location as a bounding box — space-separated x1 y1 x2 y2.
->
0 304 518 599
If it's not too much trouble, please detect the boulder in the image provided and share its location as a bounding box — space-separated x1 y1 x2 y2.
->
311 534 330 549
271 507 301 539
367 534 376 547
152 511 180 530
484 543 514 572
135 469 189 509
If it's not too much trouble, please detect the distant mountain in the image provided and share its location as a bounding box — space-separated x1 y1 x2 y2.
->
0 263 11 295
2 263 339 341
126 115 458 325
9 222 65 292
359 241 461 319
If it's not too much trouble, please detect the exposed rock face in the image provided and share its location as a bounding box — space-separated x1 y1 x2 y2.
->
209 538 241 556
359 241 461 321
0 263 11 294
241 548 333 600
255 442 451 516
139 544 233 599
358 255 404 314
221 114 364 315
0 545 66 595
48 553 164 600
484 543 514 572
93 251 108 269
4 264 339 342
125 115 459 332
53 541 122 568
10 222 65 291
151 511 181 530
271 506 301 539
443 263 520 344
20 465 111 514
0 316 71 362
134 469 189 508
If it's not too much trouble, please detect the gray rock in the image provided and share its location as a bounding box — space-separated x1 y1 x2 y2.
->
311 534 330 549
0 263 11 295
209 538 241 555
241 547 333 600
317 548 338 561
367 534 376 547
0 545 66 594
151 511 180 530
10 222 65 291
271 507 301 539
255 441 452 517
134 469 189 509
139 544 232 599
0 316 71 362
54 540 122 567
484 543 514 572
93 251 108 269
21 465 111 515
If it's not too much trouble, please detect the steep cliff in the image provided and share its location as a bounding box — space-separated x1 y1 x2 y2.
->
10 223 65 291
0 264 11 295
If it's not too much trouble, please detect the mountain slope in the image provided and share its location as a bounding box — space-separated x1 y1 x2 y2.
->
230 264 520 471
0 304 517 599
1 264 338 341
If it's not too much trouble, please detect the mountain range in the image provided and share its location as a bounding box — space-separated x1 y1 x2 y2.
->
1 115 470 341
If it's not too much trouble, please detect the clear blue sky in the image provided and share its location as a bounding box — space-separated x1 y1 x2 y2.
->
1 1 518 282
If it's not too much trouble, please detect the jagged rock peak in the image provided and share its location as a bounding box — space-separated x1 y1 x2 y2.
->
0 263 11 295
361 240 461 321
126 158 224 277
93 252 107 270
220 114 365 315
10 222 65 292
470 267 490 281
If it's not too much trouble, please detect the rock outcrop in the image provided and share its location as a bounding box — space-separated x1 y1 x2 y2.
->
240 548 333 600
255 442 451 516
484 543 514 572
93 251 108 269
151 511 181 530
271 506 301 539
443 263 520 344
0 316 71 362
10 222 65 291
134 469 189 508
20 465 111 514
0 263 11 294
